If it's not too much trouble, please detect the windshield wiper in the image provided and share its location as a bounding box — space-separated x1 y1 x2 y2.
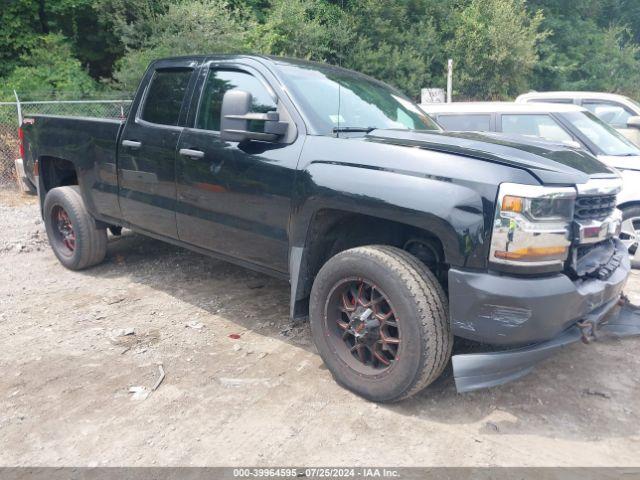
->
332 126 377 133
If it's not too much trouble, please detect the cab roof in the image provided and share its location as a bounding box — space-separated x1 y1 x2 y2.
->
515 91 635 103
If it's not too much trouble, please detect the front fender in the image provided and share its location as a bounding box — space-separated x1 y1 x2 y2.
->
287 161 495 320
291 161 488 267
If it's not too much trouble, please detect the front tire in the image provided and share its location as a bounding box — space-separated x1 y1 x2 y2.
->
310 245 452 402
620 206 640 269
43 186 107 270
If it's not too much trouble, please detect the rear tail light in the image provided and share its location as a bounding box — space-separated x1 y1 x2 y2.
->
18 126 25 158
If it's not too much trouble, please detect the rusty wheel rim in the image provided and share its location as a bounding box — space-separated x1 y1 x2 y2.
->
325 278 400 374
51 205 76 255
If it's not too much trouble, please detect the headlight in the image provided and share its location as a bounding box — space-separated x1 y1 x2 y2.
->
490 183 576 270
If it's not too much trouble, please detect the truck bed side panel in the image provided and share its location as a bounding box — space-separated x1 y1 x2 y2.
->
23 115 124 220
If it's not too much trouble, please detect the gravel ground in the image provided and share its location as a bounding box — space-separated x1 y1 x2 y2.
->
1 188 639 467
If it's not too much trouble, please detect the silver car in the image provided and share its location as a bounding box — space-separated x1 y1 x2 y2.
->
420 101 640 266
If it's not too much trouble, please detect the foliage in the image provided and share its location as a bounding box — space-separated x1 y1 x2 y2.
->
0 0 124 80
1 34 98 101
341 0 446 98
2 0 640 101
248 0 352 64
446 0 546 99
528 1 640 97
111 0 254 90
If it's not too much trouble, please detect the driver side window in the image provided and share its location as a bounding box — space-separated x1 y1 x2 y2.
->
196 69 277 132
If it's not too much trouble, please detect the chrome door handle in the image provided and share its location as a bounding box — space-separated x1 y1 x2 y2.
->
179 148 205 159
122 140 141 149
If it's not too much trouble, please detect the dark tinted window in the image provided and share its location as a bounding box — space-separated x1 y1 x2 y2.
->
140 69 192 125
437 114 491 131
197 70 277 131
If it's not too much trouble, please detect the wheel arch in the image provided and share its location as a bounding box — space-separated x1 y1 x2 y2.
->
289 207 454 321
618 200 640 212
39 156 79 193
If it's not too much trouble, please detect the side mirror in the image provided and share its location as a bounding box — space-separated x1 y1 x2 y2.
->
220 89 288 142
627 116 640 129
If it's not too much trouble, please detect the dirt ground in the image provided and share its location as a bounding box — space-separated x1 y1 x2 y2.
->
1 188 639 467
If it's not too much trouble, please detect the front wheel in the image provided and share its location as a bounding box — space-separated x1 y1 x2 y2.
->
620 206 640 269
310 245 452 402
43 186 107 270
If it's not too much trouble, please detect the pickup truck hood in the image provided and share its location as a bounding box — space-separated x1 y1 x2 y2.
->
365 129 617 185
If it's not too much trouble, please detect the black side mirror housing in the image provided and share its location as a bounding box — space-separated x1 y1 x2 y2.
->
220 89 288 142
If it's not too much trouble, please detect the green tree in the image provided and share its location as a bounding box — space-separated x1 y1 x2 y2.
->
447 0 546 99
0 1 44 78
343 0 448 99
528 0 640 97
112 0 254 90
0 0 127 80
566 25 640 96
249 0 352 64
1 33 98 100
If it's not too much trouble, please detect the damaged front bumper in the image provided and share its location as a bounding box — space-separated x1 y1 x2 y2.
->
452 297 640 393
448 238 640 393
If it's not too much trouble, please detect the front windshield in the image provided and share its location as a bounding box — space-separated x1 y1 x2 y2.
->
277 63 440 134
563 111 640 156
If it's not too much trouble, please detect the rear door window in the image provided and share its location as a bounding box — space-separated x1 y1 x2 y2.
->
140 69 193 126
501 114 573 143
437 114 491 132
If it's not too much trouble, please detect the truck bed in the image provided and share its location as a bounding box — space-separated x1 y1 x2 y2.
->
23 114 124 220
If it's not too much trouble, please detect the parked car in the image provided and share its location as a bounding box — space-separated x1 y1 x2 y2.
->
19 56 640 401
420 102 640 267
516 91 640 146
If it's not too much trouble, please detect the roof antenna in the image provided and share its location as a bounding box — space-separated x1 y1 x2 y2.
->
336 0 344 135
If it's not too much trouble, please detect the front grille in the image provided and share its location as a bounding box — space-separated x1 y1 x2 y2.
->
572 238 622 279
574 194 616 221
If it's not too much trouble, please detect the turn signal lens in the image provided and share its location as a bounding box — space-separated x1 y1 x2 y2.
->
494 246 569 261
501 195 523 213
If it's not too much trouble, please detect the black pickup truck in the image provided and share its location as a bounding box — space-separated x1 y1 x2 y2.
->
20 55 640 401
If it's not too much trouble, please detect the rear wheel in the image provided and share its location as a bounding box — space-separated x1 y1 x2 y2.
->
43 186 107 270
310 245 452 402
620 206 640 269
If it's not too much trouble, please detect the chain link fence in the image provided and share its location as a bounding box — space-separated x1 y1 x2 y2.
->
0 98 132 189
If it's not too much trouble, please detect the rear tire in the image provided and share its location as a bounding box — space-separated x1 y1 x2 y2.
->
43 186 107 270
621 206 640 269
310 245 452 402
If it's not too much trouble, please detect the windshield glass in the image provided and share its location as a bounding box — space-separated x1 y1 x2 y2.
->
277 63 440 134
562 111 640 156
